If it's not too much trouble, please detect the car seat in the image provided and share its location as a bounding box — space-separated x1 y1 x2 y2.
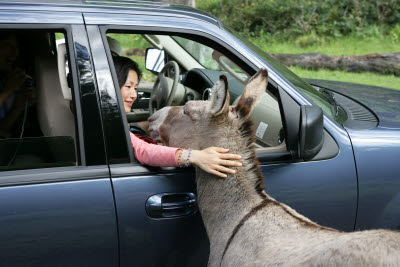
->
35 39 76 140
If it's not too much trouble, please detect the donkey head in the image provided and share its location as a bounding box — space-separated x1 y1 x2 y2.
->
148 69 269 151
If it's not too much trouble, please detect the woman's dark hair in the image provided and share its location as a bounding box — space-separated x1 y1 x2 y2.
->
112 56 142 88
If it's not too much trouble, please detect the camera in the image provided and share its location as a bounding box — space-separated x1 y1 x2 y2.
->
24 75 33 87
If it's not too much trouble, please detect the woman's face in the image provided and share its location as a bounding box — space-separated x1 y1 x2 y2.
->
120 69 139 113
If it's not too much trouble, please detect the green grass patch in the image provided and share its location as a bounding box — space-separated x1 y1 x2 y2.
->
252 35 400 56
107 33 150 51
289 66 400 91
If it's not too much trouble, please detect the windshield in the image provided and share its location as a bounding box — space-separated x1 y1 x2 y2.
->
222 25 338 120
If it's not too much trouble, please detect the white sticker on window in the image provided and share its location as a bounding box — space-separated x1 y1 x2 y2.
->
255 122 268 139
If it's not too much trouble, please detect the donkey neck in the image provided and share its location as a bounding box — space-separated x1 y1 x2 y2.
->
194 134 268 264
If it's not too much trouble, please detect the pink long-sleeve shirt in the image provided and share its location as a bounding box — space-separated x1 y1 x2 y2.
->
129 132 179 167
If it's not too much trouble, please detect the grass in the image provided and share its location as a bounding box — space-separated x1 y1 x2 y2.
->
250 34 400 90
289 66 400 91
251 33 400 56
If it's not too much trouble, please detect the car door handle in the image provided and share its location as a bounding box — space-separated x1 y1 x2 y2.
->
145 192 198 218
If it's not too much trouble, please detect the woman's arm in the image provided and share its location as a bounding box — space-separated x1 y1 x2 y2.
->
130 132 242 177
130 132 179 166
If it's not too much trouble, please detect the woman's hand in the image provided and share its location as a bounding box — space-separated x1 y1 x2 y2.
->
188 147 242 178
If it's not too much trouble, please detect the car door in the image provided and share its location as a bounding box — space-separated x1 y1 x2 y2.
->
85 25 209 267
0 9 118 266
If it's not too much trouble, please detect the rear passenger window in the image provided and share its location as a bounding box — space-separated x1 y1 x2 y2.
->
0 30 78 171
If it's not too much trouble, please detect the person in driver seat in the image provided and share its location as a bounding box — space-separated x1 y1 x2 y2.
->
0 32 35 138
113 55 242 178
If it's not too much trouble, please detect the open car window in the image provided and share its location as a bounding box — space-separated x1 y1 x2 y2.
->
107 31 285 151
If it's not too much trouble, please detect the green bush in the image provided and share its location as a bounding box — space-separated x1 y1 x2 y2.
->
196 0 400 41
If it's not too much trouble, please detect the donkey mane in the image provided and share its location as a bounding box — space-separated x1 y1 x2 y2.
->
235 92 265 198
235 97 336 231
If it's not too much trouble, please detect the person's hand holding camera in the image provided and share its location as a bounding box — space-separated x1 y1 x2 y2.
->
4 68 25 95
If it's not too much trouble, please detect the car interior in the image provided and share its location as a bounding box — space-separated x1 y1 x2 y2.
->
106 32 286 152
0 30 77 171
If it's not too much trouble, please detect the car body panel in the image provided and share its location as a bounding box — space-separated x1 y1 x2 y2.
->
110 165 209 267
0 8 117 266
0 168 118 266
71 24 108 166
85 25 132 164
1 0 219 26
307 79 400 129
347 128 400 230
263 118 358 231
0 8 82 24
306 79 400 230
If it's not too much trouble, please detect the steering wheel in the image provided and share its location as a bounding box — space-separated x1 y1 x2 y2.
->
149 61 180 115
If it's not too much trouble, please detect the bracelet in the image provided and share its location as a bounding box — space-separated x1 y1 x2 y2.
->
185 148 192 167
177 149 183 168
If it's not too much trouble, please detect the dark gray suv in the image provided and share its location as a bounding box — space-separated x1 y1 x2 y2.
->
0 1 399 266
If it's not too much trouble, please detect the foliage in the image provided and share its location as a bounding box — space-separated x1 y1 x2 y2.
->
196 0 400 41
197 0 400 89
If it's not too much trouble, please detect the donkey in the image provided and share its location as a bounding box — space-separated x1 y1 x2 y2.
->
148 69 400 267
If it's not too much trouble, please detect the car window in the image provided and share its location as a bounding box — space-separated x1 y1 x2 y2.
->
0 30 78 172
106 31 285 153
223 25 339 120
172 36 249 83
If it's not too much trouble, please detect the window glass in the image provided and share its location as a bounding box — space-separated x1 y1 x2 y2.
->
0 30 77 171
106 31 284 149
223 25 339 120
172 36 248 82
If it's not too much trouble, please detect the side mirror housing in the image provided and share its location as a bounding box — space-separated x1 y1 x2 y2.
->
299 105 324 161
145 48 165 74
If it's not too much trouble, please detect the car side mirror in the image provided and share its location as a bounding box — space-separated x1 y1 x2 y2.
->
145 48 165 74
299 105 324 161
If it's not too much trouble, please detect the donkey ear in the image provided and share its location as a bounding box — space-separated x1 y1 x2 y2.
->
235 69 268 118
209 75 230 117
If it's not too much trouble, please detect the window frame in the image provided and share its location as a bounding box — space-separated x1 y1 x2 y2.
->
0 24 85 176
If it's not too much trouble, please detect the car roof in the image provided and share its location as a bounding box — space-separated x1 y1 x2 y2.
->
0 0 221 26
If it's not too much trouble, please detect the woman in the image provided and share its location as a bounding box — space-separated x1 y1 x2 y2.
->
113 56 241 178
